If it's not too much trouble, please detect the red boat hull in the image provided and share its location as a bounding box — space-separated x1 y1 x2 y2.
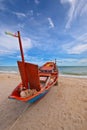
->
9 62 58 103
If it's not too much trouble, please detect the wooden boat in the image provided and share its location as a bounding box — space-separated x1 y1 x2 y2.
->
8 31 58 103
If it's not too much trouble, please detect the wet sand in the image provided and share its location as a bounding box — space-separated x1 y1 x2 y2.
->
0 74 87 130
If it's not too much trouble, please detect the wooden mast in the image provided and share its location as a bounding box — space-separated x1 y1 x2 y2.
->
17 31 28 88
17 31 25 63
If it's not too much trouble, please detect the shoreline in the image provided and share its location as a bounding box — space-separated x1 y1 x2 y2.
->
1 66 87 78
60 74 87 78
0 72 87 79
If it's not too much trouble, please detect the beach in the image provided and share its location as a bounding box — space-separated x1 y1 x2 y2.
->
0 73 87 130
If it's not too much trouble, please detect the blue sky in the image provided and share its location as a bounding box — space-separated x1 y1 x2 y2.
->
0 0 87 66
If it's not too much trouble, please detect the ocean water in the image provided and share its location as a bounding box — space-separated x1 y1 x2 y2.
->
59 66 87 77
0 66 87 78
0 66 18 73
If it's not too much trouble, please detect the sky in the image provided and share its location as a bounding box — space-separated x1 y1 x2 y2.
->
0 0 87 66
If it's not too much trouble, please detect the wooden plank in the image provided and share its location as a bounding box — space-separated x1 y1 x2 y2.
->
17 61 41 91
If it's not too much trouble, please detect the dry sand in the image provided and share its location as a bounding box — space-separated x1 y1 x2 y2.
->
0 73 87 130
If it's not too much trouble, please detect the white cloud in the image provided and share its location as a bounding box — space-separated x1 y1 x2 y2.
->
48 17 55 28
62 33 87 54
57 58 81 66
22 37 32 53
57 57 87 66
66 44 87 54
17 54 44 65
61 0 75 4
34 0 40 5
12 12 26 18
61 0 87 29
0 33 19 51
0 29 32 55
17 23 25 29
65 0 76 29
77 33 87 41
80 4 87 16
58 58 77 63
0 50 14 55
79 58 87 64
27 10 34 16
12 10 34 20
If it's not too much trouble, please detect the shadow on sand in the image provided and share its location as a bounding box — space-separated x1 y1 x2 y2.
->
0 99 32 130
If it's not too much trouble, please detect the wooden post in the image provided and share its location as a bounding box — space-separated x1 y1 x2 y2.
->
17 31 28 88
17 31 25 63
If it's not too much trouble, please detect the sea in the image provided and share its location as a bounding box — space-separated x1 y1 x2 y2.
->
0 66 18 74
0 66 87 78
59 66 87 78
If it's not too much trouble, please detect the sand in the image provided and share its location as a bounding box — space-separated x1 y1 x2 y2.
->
0 73 87 130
